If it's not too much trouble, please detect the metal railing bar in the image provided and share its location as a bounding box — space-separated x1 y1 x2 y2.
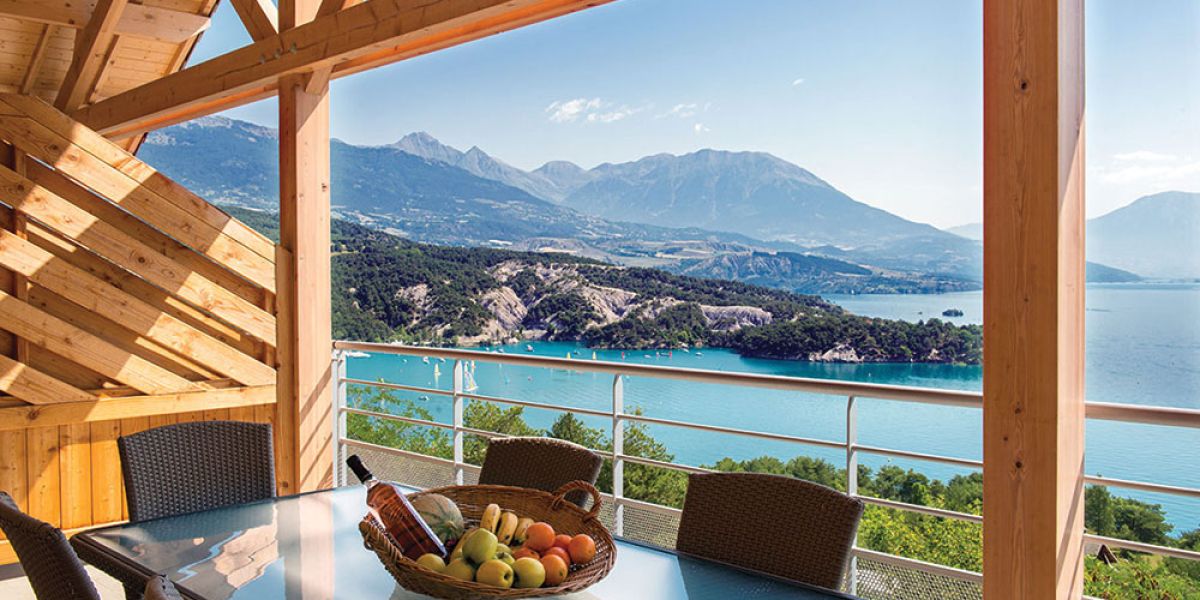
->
853 444 983 469
340 406 453 431
1084 475 1200 499
857 495 983 524
343 377 454 397
1084 534 1200 562
1085 402 1200 429
852 547 984 583
614 495 683 517
461 391 612 418
333 341 983 407
617 453 713 475
341 438 455 467
619 412 847 451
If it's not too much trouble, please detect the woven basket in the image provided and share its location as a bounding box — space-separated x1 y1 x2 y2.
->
360 480 616 599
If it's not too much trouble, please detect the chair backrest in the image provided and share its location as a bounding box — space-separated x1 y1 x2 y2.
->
144 575 183 600
477 437 603 507
119 421 276 521
0 492 100 600
676 472 864 590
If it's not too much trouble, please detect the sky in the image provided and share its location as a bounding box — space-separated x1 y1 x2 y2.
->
192 0 1199 228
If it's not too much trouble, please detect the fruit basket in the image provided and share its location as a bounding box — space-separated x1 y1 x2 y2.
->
360 480 617 600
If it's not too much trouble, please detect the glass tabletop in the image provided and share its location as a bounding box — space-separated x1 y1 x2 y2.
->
75 485 854 600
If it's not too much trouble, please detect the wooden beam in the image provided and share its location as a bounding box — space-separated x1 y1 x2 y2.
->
982 0 1086 598
276 61 333 495
0 229 276 387
230 0 279 41
76 0 612 139
0 1 209 45
0 353 94 404
0 288 201 395
0 385 276 431
316 0 359 18
55 0 129 112
19 25 54 96
0 165 277 344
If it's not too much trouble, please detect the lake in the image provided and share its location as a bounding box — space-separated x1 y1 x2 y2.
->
346 283 1200 530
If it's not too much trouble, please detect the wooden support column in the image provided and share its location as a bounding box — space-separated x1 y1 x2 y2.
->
982 0 1086 598
276 0 332 495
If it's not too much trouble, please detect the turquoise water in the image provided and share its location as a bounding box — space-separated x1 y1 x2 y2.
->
346 283 1200 531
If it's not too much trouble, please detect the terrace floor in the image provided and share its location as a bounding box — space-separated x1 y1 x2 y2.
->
0 563 125 599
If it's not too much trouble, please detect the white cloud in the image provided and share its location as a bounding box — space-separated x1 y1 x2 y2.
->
693 123 710 133
1113 150 1177 162
792 78 805 86
660 103 699 119
545 98 601 123
1100 160 1200 185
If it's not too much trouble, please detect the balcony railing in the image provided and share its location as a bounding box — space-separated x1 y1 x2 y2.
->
331 341 1200 596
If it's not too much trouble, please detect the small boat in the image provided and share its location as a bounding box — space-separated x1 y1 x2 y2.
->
433 364 441 377
344 350 370 358
421 356 430 364
695 352 703 356
592 351 598 360
464 370 479 392
525 344 534 352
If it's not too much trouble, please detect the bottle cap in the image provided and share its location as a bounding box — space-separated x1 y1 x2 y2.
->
346 454 373 483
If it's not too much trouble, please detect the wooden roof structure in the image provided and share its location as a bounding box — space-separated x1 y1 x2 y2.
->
0 1 1096 598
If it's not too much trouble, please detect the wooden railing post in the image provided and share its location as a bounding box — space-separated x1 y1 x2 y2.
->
983 0 1086 597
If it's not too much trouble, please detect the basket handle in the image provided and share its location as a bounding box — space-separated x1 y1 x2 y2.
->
550 480 602 522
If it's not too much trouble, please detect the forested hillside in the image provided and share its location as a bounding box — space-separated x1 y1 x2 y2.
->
231 208 982 364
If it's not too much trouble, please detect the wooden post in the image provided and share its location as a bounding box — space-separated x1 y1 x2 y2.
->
276 0 332 494
982 0 1086 598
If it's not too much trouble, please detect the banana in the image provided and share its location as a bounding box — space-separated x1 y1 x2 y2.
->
449 527 479 562
479 503 502 533
496 511 519 545
511 517 534 546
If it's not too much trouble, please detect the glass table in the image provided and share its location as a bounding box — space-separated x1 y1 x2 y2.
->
71 485 857 599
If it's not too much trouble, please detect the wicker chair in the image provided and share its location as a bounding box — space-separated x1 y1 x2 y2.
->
0 491 101 600
477 437 603 507
118 421 275 522
143 575 183 600
676 472 864 590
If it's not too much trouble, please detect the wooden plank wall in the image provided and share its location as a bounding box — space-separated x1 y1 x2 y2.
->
0 93 277 564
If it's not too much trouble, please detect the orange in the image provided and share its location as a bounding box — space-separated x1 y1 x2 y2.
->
512 547 539 561
543 546 571 565
553 534 572 550
568 534 596 565
524 522 556 552
541 554 569 587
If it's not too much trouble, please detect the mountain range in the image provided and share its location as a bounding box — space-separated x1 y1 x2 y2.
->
140 118 1185 295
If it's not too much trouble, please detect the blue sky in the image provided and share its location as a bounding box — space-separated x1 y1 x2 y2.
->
193 0 1198 228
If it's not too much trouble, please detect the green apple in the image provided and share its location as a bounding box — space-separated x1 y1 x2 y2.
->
463 529 498 565
416 553 446 573
443 558 476 582
495 543 515 565
475 559 514 589
512 557 546 589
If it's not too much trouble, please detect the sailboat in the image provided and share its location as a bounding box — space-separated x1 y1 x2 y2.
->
463 369 479 392
433 364 441 378
592 351 598 360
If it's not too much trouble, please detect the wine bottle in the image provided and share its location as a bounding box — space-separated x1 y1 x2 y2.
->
347 454 446 559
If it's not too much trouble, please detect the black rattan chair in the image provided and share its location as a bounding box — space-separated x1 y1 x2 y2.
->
143 575 183 600
118 421 275 522
676 472 864 590
0 491 100 600
477 437 603 507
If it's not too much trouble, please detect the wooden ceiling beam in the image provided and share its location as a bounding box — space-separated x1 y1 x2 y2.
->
316 0 359 18
55 0 129 112
18 25 53 95
0 1 210 45
230 0 279 41
76 0 612 140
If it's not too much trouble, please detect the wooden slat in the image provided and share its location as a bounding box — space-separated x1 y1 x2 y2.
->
0 165 277 343
0 428 25 515
24 425 60 526
23 221 260 358
982 0 1086 598
0 229 275 386
18 25 53 95
89 419 123 525
0 352 94 404
0 288 201 394
0 0 209 44
0 96 278 285
55 0 129 112
0 384 276 431
231 0 279 41
75 0 612 138
58 422 91 529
